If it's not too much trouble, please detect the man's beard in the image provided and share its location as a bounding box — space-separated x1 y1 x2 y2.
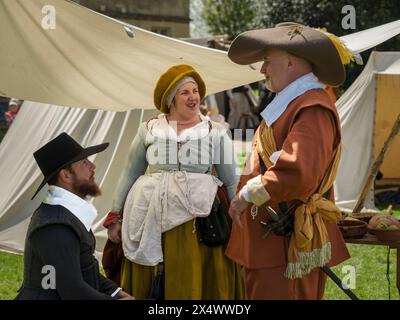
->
72 176 101 198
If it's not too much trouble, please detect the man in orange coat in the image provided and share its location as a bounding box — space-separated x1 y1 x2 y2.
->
226 22 351 300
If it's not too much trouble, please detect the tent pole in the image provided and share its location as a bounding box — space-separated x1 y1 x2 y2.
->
353 113 400 213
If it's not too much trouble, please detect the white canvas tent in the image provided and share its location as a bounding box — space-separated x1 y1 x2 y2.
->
1 0 400 111
0 0 400 254
0 0 269 254
0 0 265 110
0 105 158 253
334 51 400 211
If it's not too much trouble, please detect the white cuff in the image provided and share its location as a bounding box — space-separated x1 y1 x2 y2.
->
111 287 122 298
240 185 251 202
246 174 271 206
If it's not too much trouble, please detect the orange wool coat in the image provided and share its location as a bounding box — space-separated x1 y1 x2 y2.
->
226 89 350 271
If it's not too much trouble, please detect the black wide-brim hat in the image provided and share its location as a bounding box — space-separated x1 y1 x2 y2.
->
32 132 109 199
228 22 354 87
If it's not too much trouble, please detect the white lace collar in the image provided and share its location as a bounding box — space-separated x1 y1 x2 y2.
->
260 73 325 127
43 186 97 231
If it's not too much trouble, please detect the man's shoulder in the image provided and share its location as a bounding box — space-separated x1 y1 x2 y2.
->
29 204 84 237
33 203 64 220
294 88 336 111
275 88 340 132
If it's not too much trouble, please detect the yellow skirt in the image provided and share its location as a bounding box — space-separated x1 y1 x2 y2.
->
120 219 245 300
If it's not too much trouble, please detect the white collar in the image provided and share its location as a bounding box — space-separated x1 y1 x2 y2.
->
43 186 98 231
150 113 210 142
260 72 325 127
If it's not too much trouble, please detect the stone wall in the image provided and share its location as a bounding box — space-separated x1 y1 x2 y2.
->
73 0 190 37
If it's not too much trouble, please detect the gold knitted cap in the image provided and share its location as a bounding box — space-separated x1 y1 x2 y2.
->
153 64 206 113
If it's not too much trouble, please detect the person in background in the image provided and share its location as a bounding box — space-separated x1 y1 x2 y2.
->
5 98 23 126
0 96 10 127
227 85 260 131
203 94 230 129
256 81 276 118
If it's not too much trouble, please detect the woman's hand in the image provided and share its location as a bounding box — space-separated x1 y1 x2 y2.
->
108 221 122 243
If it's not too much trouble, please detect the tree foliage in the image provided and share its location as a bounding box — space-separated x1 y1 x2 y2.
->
254 0 400 40
190 0 209 37
201 0 400 88
201 0 257 39
253 0 400 87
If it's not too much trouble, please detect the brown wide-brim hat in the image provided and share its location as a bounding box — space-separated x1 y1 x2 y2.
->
32 132 109 199
228 22 353 87
153 64 206 114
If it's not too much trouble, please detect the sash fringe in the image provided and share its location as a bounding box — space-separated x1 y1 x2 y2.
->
284 242 332 279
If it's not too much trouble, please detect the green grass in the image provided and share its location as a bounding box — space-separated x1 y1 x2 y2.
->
324 244 399 300
325 210 400 300
0 128 21 300
1 236 399 300
0 251 23 300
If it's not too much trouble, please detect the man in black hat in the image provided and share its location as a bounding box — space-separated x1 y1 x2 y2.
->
16 132 134 300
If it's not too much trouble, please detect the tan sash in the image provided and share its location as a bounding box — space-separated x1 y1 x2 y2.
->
255 120 342 279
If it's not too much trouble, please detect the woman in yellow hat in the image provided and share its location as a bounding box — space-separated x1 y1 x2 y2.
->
104 64 244 299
